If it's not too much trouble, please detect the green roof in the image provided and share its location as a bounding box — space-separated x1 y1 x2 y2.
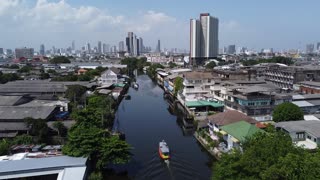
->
221 121 263 142
186 100 224 108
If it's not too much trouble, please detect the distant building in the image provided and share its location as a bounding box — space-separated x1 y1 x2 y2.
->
15 47 34 59
86 43 91 53
190 13 219 65
0 48 4 55
156 39 161 53
119 41 125 52
40 44 45 56
139 37 144 53
98 41 102 54
72 40 75 51
306 44 314 54
317 42 320 51
227 45 236 54
126 32 140 56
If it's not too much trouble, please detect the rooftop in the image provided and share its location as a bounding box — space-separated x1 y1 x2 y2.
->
299 81 320 87
183 71 217 80
276 120 320 138
221 121 264 142
208 110 257 126
0 106 57 121
186 100 224 108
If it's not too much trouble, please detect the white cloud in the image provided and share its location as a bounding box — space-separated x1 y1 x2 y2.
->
0 0 187 49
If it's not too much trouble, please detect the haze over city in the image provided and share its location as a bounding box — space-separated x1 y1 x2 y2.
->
0 0 319 50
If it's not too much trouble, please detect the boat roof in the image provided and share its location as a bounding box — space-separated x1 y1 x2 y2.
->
159 141 169 153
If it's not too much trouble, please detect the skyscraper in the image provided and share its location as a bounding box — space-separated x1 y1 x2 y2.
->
119 41 125 52
317 42 320 51
15 47 34 59
40 44 45 56
98 41 102 54
156 40 161 53
227 45 236 54
86 43 91 53
306 44 314 54
0 48 4 55
190 13 219 65
139 37 144 53
72 40 75 50
126 32 140 56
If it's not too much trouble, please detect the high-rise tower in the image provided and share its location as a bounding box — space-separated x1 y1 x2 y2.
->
190 13 219 65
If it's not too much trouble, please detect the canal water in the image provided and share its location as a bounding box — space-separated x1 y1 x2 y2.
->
111 75 213 180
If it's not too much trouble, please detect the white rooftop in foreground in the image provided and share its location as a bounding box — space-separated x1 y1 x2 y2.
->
0 154 87 180
296 140 318 150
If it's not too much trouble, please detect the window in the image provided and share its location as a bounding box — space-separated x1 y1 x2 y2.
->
195 80 201 84
307 135 311 139
261 102 268 105
314 138 317 142
208 79 211 83
248 102 255 106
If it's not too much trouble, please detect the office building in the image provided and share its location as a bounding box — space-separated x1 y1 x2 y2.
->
126 32 140 56
86 43 91 53
156 39 161 53
72 40 75 51
0 48 4 55
98 41 102 54
119 41 125 52
40 44 45 56
15 47 34 59
139 37 144 53
317 42 320 51
227 45 236 54
306 44 314 54
6 49 13 55
190 13 219 65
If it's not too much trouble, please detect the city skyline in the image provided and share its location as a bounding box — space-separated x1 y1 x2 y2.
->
0 0 319 50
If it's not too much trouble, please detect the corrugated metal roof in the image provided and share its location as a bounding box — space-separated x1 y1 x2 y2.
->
0 156 87 175
0 106 56 120
292 101 314 107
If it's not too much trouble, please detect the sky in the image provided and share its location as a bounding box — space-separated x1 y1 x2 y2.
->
0 0 319 51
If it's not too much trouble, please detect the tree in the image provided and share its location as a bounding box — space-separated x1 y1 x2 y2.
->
9 64 20 69
24 118 49 143
146 63 164 79
50 56 71 64
12 135 33 145
213 132 308 180
65 85 87 103
168 61 177 68
40 73 50 79
272 102 304 122
174 77 184 97
62 125 104 157
0 139 10 156
18 66 32 73
206 61 216 69
52 121 66 137
97 136 131 168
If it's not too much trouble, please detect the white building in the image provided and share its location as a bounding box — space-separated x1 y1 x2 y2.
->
99 69 119 87
190 13 219 65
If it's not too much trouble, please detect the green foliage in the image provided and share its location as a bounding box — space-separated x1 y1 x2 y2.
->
47 69 57 74
174 77 184 97
0 139 10 156
40 73 50 79
78 74 91 81
121 57 150 75
51 74 79 81
88 171 103 180
146 63 165 79
18 66 32 73
9 64 19 69
241 56 294 66
97 136 131 168
63 125 104 157
0 73 20 84
272 102 304 122
52 121 66 137
63 94 131 169
50 56 71 64
12 135 33 145
206 61 216 69
212 132 315 180
24 118 49 143
168 61 177 68
65 85 87 103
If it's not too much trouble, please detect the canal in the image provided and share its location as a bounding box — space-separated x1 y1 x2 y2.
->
112 74 214 180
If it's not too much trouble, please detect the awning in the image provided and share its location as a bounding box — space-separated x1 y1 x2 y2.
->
220 130 227 135
231 137 239 143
